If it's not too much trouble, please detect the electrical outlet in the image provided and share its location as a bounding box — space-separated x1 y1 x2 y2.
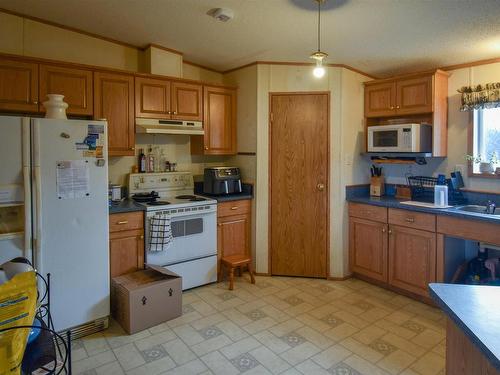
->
454 164 466 175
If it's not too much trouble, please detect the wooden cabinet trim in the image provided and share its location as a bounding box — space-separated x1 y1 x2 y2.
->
436 216 500 245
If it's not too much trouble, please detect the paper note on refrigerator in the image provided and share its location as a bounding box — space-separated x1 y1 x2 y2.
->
56 160 90 199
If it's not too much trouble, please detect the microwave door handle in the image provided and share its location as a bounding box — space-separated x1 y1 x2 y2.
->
224 180 229 194
237 180 242 193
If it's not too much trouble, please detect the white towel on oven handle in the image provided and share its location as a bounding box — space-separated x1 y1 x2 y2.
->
148 214 173 252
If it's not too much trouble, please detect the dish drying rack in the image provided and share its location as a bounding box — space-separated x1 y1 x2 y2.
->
407 176 465 204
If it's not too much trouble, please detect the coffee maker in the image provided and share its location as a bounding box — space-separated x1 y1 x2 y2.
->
203 167 242 195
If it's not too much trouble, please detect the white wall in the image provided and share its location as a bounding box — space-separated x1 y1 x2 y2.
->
381 62 500 193
254 64 370 277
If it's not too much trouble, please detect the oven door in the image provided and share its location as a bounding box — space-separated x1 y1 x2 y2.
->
145 206 217 266
368 126 409 152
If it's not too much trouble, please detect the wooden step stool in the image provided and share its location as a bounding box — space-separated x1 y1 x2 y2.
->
219 254 255 290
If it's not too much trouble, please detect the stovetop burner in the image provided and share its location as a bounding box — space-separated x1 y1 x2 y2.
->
176 195 207 202
147 201 171 206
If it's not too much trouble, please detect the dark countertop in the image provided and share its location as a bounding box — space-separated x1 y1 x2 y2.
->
429 283 500 371
199 192 253 202
347 195 500 224
109 199 145 214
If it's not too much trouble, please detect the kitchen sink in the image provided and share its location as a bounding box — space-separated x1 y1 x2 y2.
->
452 205 500 216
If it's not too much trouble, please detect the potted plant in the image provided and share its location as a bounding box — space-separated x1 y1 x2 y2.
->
465 152 498 174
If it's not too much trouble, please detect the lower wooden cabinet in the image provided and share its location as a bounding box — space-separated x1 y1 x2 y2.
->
388 225 436 297
109 211 145 278
217 199 251 278
349 217 388 282
349 203 436 299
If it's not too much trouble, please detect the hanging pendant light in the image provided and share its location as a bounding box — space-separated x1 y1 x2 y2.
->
310 0 328 78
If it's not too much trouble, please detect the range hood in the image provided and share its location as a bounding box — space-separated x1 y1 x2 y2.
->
136 118 204 135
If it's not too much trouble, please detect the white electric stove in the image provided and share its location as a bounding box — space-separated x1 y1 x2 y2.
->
129 172 218 290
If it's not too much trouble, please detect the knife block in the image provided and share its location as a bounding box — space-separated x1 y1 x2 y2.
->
370 176 385 197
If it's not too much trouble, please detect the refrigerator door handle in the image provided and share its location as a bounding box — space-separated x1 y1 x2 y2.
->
22 118 32 263
32 165 42 270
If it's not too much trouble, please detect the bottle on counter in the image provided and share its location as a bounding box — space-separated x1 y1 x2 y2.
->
138 148 146 173
165 160 171 172
159 150 166 172
147 145 155 173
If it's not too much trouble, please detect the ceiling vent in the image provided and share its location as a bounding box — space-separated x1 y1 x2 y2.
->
209 8 234 22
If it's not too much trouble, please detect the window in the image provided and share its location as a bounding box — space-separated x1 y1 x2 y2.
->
470 107 500 176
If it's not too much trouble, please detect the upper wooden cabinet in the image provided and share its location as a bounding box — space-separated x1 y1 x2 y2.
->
135 77 171 119
94 72 135 157
40 64 93 116
365 82 396 117
171 82 202 121
192 86 237 155
0 58 39 113
364 70 449 157
396 75 433 115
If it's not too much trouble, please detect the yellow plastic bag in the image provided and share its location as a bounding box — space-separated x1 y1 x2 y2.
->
0 271 37 375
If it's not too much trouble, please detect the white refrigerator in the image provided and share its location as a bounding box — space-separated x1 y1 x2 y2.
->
0 116 110 333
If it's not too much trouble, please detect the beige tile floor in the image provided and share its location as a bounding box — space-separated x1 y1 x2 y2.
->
73 276 446 375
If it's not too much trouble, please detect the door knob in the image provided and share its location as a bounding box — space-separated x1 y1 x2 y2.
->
316 183 325 191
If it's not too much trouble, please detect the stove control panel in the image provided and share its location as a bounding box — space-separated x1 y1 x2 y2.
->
129 172 194 192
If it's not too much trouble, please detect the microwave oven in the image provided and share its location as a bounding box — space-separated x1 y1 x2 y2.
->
367 123 432 153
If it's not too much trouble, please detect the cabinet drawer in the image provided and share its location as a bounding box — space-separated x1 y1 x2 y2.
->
109 211 144 232
348 203 387 223
217 200 251 218
389 208 435 232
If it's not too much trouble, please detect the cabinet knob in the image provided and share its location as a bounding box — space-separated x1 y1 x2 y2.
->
139 235 144 240
390 106 394 110
316 183 325 191
167 111 172 114
218 223 222 227
204 146 209 150
33 101 39 104
388 229 393 234
396 105 400 109
130 147 135 151
382 228 386 233
173 111 177 115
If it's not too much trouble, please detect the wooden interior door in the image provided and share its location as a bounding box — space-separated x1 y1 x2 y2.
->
270 93 329 277
396 75 433 115
388 225 436 297
0 58 39 112
171 82 203 121
94 72 135 156
203 86 236 155
135 77 171 119
349 217 388 282
39 64 93 116
364 81 396 117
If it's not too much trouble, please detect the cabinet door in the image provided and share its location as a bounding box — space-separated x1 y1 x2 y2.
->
202 86 237 155
171 82 202 121
396 75 433 115
364 81 396 117
349 217 388 282
388 225 436 297
135 77 171 119
40 65 93 116
94 72 135 156
109 231 144 278
0 58 39 112
217 213 250 259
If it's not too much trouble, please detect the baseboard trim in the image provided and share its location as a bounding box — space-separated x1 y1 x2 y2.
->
327 275 352 281
255 272 271 276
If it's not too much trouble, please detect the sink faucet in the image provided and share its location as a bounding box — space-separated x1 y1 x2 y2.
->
485 200 496 214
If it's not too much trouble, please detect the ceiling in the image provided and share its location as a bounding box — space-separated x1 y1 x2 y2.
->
1 0 500 77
